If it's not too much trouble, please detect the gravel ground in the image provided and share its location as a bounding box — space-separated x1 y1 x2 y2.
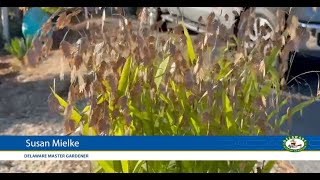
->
0 51 91 173
290 161 320 173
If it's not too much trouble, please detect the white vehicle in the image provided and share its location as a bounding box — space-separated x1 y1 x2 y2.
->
147 7 320 59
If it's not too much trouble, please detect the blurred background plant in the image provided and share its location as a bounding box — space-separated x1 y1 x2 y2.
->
38 7 317 173
2 7 60 68
4 36 32 61
3 36 33 70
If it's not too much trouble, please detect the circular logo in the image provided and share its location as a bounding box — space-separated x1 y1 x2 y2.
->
283 136 307 152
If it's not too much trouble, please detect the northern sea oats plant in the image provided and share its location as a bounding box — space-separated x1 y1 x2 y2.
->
28 7 317 173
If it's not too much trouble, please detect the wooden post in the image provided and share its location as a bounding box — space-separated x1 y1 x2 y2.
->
1 7 9 42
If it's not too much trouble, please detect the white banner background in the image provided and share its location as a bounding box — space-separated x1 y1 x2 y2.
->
0 151 319 160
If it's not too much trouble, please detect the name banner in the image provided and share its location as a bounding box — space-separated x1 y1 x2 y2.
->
0 136 319 160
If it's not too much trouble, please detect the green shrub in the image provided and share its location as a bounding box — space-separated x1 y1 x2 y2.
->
4 36 32 61
45 8 316 173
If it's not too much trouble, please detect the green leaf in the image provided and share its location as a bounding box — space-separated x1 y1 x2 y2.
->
181 161 195 173
82 114 89 136
50 87 81 123
83 123 90 136
222 91 234 129
97 94 108 104
217 161 230 173
181 22 196 64
91 128 97 136
244 81 252 104
11 38 21 54
154 56 170 90
25 36 33 50
5 37 29 60
113 161 124 173
277 98 316 127
132 66 140 85
267 110 277 122
82 105 90 114
265 47 280 69
280 98 289 107
277 113 288 127
50 87 68 107
121 160 129 173
178 115 184 126
93 166 103 173
118 56 132 97
129 105 151 121
132 160 145 173
169 79 177 92
190 117 200 135
166 111 176 133
160 93 174 108
19 39 26 56
290 98 316 116
243 161 256 173
268 98 289 121
269 68 279 82
97 161 115 173
166 161 177 171
260 82 273 95
102 80 111 93
262 161 275 173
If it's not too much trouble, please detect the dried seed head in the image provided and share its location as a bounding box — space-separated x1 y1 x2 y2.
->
184 69 195 90
224 14 229 22
60 40 73 58
87 56 94 70
173 25 183 35
118 95 128 109
78 73 86 93
275 10 286 32
76 37 89 55
48 93 61 113
42 37 53 56
56 12 72 30
73 54 83 70
97 117 108 135
68 84 78 104
89 105 103 127
107 74 118 96
111 109 120 120
202 111 210 124
26 49 39 67
98 61 108 75
64 119 76 135
124 112 132 127
112 56 126 72
64 104 73 120
207 12 215 25
280 40 295 62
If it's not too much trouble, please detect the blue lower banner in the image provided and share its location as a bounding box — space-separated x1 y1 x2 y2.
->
0 136 319 151
0 136 319 160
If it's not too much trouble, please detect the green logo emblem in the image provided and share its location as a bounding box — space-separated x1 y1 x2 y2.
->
283 136 307 152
